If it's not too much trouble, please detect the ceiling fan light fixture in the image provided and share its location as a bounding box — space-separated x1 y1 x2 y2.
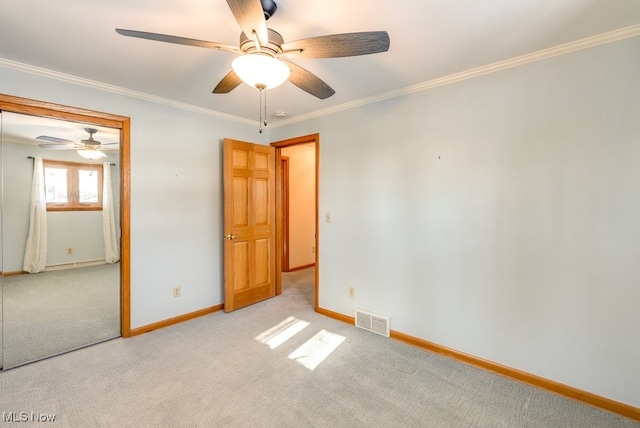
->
232 53 290 90
77 148 107 160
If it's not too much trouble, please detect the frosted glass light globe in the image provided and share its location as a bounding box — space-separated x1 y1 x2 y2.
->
232 54 291 89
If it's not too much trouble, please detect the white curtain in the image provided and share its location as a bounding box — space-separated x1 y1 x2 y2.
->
23 156 48 273
103 162 120 263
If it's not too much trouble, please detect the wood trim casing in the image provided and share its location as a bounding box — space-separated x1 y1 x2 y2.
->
314 138 319 311
273 150 283 295
271 134 320 310
0 93 132 338
288 263 316 272
281 156 290 272
0 94 128 127
120 115 131 337
316 306 640 422
130 305 224 337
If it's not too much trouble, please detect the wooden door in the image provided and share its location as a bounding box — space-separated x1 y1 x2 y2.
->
223 139 276 312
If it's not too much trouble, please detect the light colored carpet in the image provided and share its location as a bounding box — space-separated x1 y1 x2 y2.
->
0 267 637 427
1 263 120 368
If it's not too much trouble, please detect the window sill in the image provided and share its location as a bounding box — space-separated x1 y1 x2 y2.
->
46 206 103 212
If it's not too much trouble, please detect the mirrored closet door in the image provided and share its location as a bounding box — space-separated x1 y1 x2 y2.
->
1 111 121 369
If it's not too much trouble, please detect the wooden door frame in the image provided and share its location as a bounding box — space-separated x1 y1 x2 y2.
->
280 156 290 272
0 93 132 337
271 134 319 310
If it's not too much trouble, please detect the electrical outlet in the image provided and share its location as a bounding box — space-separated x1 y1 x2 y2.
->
348 287 355 298
326 212 332 223
67 247 73 254
173 286 181 298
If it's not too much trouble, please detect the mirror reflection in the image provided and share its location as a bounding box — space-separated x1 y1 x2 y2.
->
1 112 121 369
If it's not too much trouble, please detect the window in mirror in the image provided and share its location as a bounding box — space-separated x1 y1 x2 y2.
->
44 160 103 211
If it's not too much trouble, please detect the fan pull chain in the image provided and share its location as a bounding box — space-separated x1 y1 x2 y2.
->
259 88 263 134
256 83 267 133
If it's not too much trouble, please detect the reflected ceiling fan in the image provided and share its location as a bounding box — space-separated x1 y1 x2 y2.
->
116 0 390 101
37 128 118 160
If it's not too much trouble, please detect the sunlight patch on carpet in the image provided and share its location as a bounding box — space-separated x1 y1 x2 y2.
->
255 316 310 349
288 329 345 370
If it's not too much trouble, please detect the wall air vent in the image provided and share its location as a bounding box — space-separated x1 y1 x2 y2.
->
355 308 390 337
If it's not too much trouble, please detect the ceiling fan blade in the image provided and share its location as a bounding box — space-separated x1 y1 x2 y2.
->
36 135 74 144
282 60 335 100
281 31 390 59
115 29 238 53
39 144 76 150
226 0 269 45
213 70 243 93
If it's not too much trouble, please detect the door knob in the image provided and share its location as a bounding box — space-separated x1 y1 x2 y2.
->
224 234 237 240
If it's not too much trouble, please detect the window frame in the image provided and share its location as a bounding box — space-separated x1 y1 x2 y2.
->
43 159 104 212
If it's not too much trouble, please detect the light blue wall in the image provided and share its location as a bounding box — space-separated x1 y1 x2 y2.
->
270 37 640 407
2 34 639 408
0 65 265 328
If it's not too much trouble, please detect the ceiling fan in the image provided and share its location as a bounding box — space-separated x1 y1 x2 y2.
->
115 0 391 100
37 128 118 160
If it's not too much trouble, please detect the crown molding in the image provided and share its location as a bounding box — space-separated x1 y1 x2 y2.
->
272 23 640 128
2 23 638 129
0 58 255 126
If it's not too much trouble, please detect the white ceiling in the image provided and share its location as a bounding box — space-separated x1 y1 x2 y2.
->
1 0 639 124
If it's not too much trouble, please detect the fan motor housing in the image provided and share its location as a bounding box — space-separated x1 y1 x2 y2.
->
239 28 284 56
81 128 101 147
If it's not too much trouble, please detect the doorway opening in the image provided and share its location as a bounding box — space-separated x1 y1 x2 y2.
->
272 134 319 310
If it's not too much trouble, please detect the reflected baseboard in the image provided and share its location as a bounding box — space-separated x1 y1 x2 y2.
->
45 259 117 272
1 260 118 277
